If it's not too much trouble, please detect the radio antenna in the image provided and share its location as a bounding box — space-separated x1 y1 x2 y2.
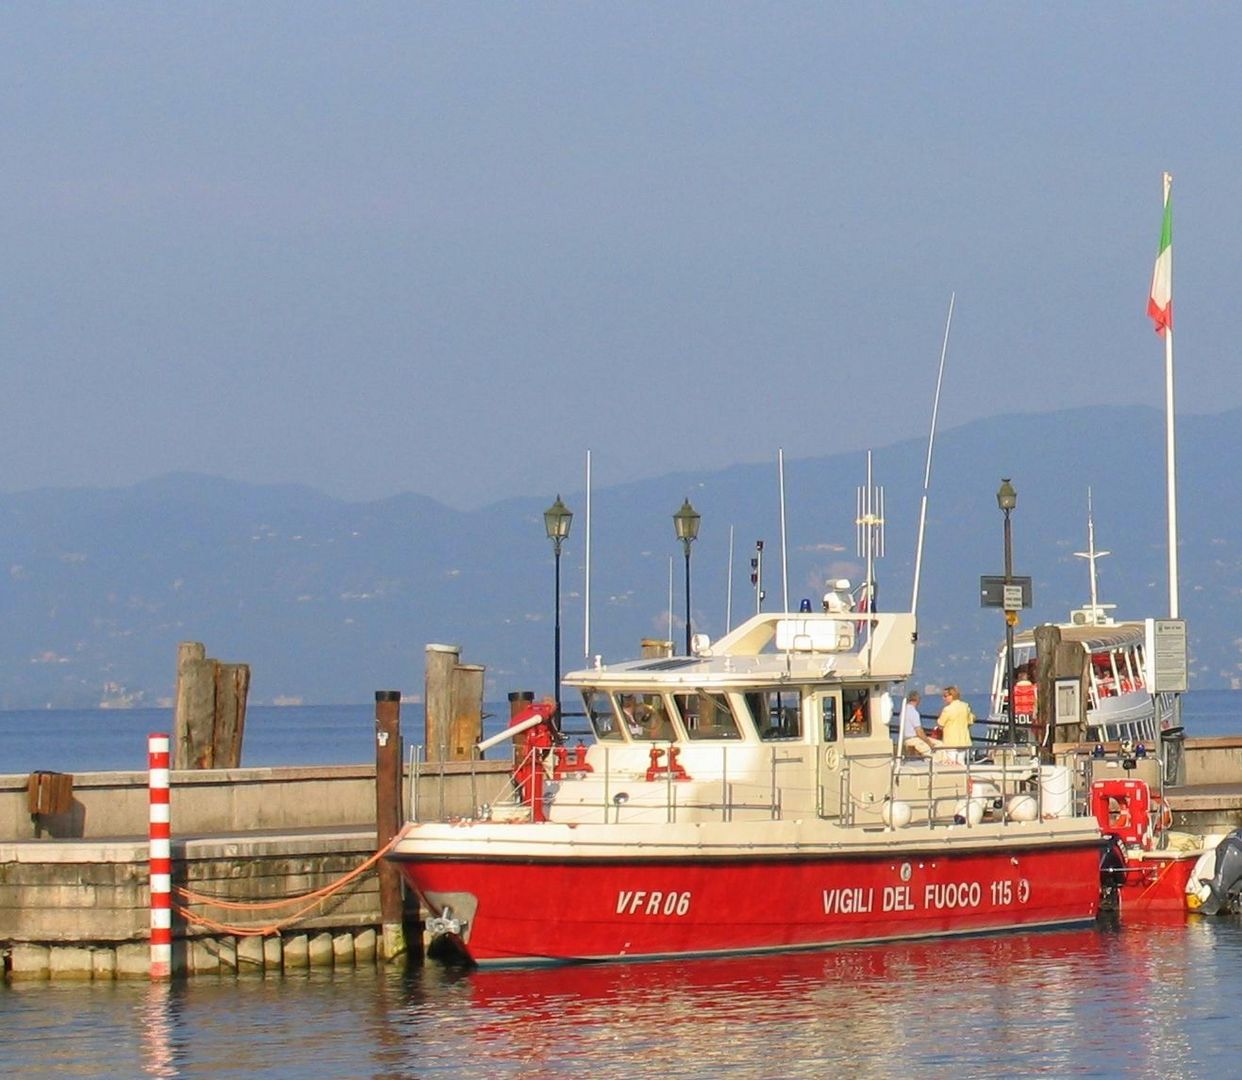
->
910 292 955 616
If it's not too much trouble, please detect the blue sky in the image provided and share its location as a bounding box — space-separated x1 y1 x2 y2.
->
2 5 1237 507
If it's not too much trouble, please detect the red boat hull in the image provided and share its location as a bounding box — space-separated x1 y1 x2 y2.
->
1114 852 1197 913
393 841 1104 964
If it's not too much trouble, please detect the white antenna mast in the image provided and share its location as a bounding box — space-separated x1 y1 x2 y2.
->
910 292 955 615
856 450 885 612
583 449 592 663
1073 488 1112 624
725 524 735 631
667 556 674 647
750 540 765 614
778 449 789 612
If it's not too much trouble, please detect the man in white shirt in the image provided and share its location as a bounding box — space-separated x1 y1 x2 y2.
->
901 690 934 757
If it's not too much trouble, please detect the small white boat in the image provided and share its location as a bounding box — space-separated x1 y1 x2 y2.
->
984 506 1174 747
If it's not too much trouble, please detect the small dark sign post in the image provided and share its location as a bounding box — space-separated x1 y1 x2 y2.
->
981 572 1033 744
979 575 1033 610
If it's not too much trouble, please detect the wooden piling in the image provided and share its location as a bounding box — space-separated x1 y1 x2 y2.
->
173 642 207 769
451 664 485 761
212 663 250 769
172 642 250 769
424 644 459 764
1035 624 1090 748
374 691 406 964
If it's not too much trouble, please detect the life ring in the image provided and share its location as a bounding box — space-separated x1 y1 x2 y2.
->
825 746 840 770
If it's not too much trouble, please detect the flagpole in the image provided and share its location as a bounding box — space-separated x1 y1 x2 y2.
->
1161 171 1179 620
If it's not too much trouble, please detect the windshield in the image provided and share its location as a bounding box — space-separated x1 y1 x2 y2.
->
680 691 742 740
583 689 623 742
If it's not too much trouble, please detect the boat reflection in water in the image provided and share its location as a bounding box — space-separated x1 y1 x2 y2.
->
402 921 1214 1076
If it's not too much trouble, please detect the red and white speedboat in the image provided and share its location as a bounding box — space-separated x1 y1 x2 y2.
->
390 604 1109 965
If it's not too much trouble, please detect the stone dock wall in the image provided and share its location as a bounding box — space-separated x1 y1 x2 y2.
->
1 760 514 981
3 739 1239 981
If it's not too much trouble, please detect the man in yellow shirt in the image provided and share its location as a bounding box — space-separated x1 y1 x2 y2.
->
935 685 974 763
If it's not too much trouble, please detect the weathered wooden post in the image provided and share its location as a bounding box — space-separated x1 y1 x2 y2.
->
212 663 250 769
173 642 208 769
1034 624 1059 761
424 644 459 764
451 663 485 760
1036 624 1090 749
374 691 406 964
173 642 250 769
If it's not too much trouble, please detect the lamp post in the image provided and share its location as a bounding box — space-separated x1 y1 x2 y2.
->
544 495 573 728
673 497 701 655
997 478 1018 744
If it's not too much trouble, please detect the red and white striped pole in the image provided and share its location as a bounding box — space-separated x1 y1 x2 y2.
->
148 733 172 979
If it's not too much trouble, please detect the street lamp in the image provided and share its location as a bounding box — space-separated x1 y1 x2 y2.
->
997 478 1018 744
543 495 573 728
673 497 701 655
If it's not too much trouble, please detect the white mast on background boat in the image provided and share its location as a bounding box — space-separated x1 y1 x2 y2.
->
910 293 955 616
1074 488 1112 626
1149 171 1179 619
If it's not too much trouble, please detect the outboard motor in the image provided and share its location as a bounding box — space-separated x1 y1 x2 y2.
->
1099 836 1127 911
1193 828 1242 915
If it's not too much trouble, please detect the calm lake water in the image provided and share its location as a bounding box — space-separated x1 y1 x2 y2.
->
4 692 1242 1076
2 689 1239 775
4 919 1242 1077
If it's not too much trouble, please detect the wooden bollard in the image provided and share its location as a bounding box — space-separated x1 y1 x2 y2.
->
212 662 250 769
507 691 534 764
173 642 208 769
172 642 250 769
451 664 484 760
424 644 459 763
374 691 406 964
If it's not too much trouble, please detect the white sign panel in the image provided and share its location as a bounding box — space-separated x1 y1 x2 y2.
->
1145 618 1188 693
1055 679 1081 724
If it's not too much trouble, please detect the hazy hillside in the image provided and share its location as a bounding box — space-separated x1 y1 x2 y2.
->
1 405 1237 710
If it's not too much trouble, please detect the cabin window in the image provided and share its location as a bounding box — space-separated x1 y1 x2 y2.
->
744 691 802 740
682 691 742 740
583 689 624 742
624 693 677 741
844 688 870 737
821 696 839 742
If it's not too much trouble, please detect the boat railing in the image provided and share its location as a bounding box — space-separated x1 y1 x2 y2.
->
407 743 528 824
978 715 1047 748
852 747 1053 830
406 740 1073 830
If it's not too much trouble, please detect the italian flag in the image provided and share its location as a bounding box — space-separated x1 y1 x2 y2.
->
1148 182 1172 335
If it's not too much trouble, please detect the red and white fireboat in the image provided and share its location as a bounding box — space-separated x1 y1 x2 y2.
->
389 602 1118 965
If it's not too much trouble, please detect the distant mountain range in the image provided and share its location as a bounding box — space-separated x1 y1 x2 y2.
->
1 404 1237 711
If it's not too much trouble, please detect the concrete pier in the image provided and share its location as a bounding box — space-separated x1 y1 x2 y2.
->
0 759 512 981
3 737 1240 980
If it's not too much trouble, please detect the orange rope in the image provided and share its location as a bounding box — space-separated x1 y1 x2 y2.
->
171 835 401 937
1134 854 1186 905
